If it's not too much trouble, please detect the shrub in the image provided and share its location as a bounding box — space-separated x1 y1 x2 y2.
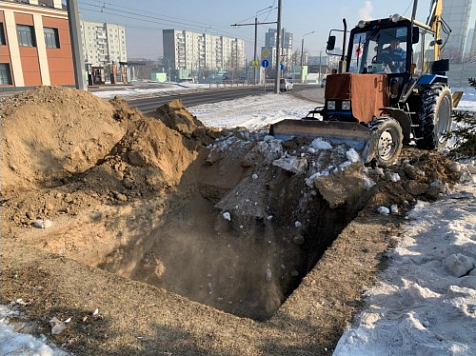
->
446 78 476 160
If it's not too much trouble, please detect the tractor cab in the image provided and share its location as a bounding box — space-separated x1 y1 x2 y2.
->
326 15 448 107
348 23 410 75
343 16 442 77
346 19 414 106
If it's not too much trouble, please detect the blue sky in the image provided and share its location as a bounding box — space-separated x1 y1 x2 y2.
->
78 0 476 59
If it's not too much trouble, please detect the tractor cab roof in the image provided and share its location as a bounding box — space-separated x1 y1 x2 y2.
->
354 15 433 33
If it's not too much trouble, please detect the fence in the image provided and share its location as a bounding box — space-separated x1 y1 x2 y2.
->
206 79 275 89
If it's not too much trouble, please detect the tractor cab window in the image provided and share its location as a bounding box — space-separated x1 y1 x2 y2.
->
422 30 436 74
348 26 409 74
412 29 424 75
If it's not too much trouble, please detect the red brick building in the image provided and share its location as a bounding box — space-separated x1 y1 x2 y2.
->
0 0 75 89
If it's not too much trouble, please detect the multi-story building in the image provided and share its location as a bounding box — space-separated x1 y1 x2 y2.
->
0 0 75 89
80 20 127 68
163 29 245 79
440 0 472 63
262 28 293 72
468 24 476 60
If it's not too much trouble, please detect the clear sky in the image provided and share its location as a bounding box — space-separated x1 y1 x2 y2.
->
78 0 476 59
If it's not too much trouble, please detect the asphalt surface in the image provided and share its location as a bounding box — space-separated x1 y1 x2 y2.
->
1 82 326 114
125 85 276 113
123 83 326 113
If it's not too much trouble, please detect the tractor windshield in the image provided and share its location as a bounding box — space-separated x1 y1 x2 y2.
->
348 26 409 74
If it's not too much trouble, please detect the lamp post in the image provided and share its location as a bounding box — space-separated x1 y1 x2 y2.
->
300 31 314 83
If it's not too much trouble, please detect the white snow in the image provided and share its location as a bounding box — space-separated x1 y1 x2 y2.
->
1 84 475 355
333 183 476 356
0 305 70 356
310 138 333 151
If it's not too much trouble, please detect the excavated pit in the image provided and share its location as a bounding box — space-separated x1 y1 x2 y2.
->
93 162 370 321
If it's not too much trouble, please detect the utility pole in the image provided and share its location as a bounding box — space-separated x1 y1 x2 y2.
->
67 0 86 90
274 0 282 94
300 31 314 83
254 17 258 84
235 39 238 79
231 6 275 85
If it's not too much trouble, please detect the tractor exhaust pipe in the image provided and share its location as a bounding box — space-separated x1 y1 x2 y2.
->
339 19 348 73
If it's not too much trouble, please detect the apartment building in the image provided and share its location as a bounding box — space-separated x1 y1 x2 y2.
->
80 19 127 68
0 0 75 89
440 0 472 62
262 28 293 71
470 24 476 59
163 29 245 76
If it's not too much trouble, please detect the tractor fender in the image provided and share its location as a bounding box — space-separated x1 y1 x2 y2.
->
379 107 412 145
417 74 448 86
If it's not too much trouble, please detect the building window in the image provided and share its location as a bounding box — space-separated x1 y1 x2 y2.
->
17 25 36 47
0 23 6 45
0 63 12 85
44 27 60 48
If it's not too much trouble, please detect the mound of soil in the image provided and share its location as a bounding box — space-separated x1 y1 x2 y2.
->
0 86 465 355
1 87 125 197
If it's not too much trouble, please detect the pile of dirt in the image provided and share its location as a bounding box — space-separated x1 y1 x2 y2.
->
1 86 125 197
0 86 466 355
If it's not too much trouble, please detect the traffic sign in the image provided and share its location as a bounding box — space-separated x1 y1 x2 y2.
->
262 59 269 68
251 60 259 68
262 48 270 58
280 63 284 71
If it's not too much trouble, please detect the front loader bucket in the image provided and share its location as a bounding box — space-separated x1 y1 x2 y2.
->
271 119 373 148
270 119 377 163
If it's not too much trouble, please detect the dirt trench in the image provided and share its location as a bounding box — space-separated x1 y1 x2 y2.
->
0 86 463 355
92 154 372 321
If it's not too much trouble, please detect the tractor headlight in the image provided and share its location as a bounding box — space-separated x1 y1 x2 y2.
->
342 100 351 111
391 13 401 23
358 20 366 28
327 101 336 110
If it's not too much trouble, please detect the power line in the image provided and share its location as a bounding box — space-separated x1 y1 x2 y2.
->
80 0 214 30
79 4 266 52
81 1 265 56
79 1 257 42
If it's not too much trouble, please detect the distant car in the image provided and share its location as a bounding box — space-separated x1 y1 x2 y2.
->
321 78 327 88
280 78 293 92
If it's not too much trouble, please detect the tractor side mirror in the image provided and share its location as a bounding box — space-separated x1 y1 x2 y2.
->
327 36 336 51
429 39 443 46
412 27 420 44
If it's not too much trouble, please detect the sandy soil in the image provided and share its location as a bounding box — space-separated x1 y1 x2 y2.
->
0 86 463 355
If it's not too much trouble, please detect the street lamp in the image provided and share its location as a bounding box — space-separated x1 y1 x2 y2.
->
300 31 314 83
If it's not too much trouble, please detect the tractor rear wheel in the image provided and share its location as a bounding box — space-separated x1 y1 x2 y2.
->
368 118 403 167
416 84 452 150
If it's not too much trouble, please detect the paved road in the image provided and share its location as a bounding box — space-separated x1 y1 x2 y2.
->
126 84 326 114
0 83 326 113
126 86 275 113
292 84 325 104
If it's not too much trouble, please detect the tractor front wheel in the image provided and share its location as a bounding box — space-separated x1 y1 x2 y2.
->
367 118 404 167
417 84 452 150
